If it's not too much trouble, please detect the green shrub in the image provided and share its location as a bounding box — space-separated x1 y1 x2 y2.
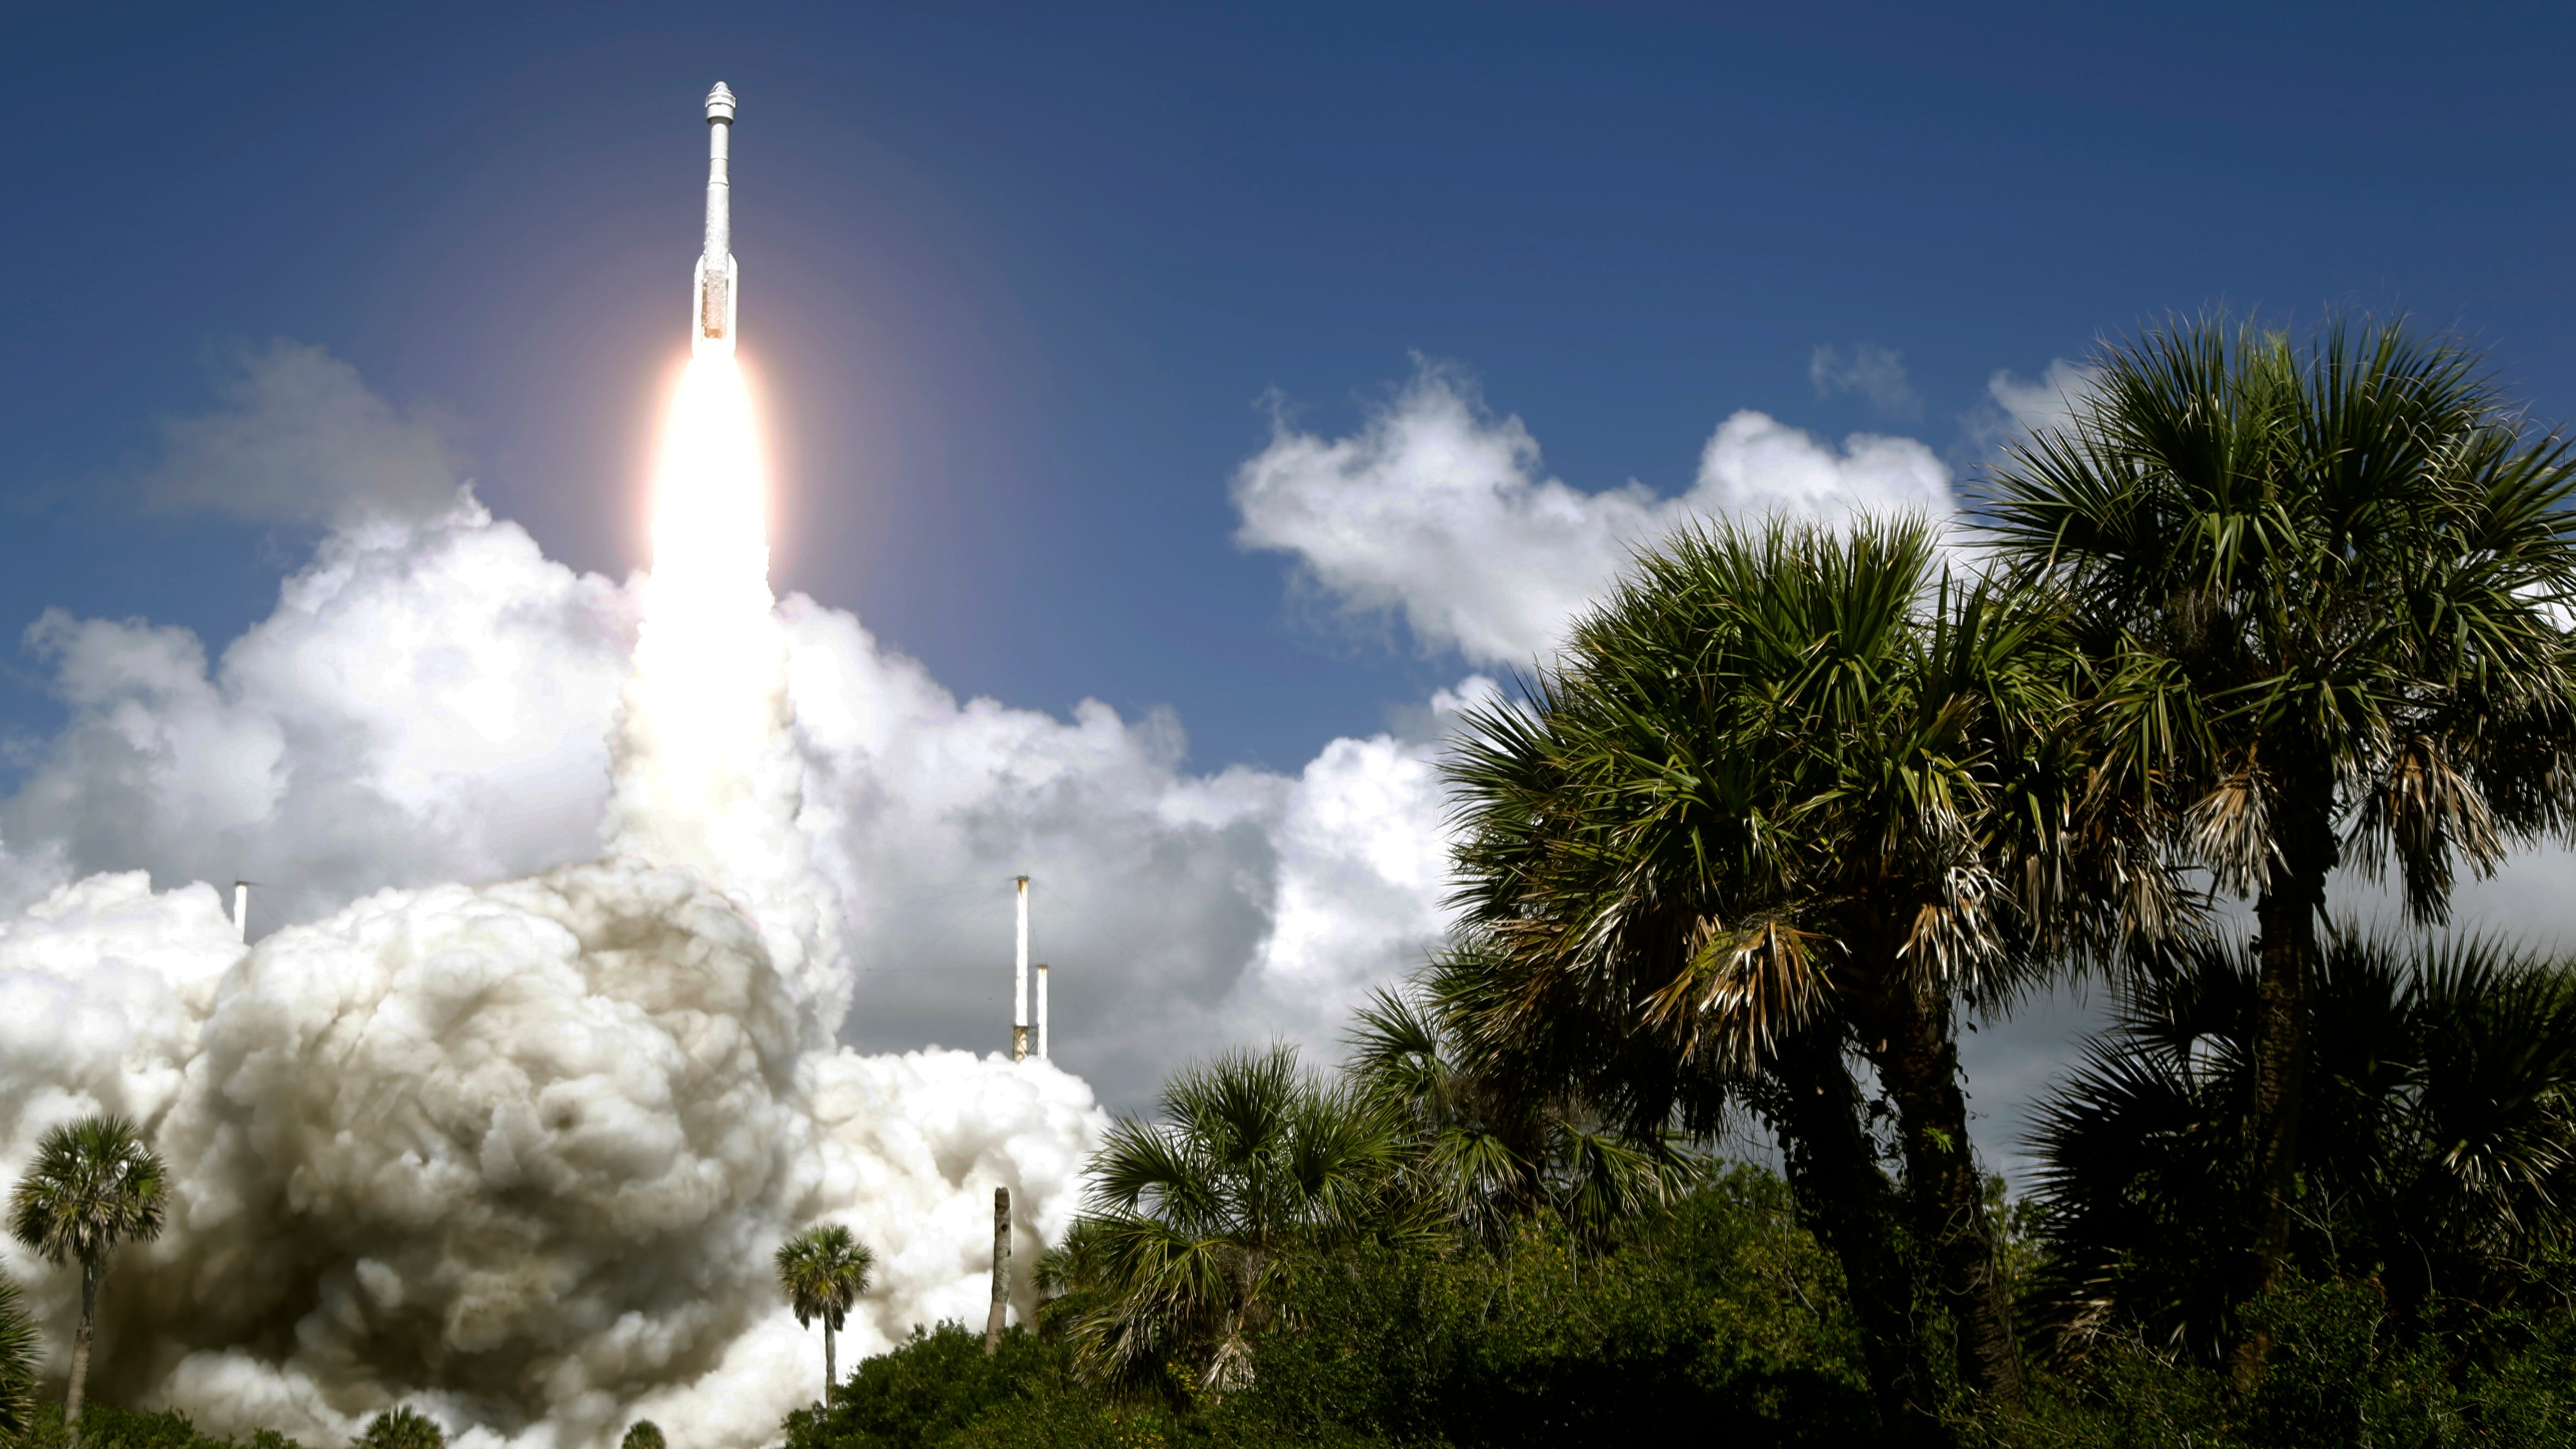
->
781 1323 1166 1449
1998 1275 2576 1449
1213 1167 1871 1447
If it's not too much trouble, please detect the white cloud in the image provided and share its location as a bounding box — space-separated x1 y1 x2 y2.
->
1963 358 2097 456
1232 360 1953 666
781 597 1458 1094
1810 341 1923 420
141 342 465 523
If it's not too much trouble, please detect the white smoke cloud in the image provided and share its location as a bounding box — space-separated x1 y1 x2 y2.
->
2 499 632 923
1232 360 1953 666
0 862 1105 1449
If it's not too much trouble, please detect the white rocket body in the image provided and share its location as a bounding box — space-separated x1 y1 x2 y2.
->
695 83 739 355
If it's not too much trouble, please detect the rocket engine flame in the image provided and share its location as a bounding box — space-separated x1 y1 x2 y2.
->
618 352 779 861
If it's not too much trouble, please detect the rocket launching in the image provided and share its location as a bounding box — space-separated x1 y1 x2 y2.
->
695 82 739 354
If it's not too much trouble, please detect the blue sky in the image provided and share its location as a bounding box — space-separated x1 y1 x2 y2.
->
14 0 2576 774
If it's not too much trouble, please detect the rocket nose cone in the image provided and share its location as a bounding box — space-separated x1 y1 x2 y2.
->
705 82 737 123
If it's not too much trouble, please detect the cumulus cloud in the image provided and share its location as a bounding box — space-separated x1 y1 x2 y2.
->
1810 341 1923 420
2 495 634 922
1232 361 1953 666
140 342 465 523
1961 358 2098 457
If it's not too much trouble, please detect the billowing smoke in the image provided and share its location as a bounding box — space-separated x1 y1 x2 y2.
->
0 352 1112 1449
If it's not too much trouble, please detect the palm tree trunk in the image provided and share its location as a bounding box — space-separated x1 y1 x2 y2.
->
2237 784 2333 1371
823 1321 836 1404
65 1258 97 1449
1863 982 2026 1413
1769 1026 1946 1447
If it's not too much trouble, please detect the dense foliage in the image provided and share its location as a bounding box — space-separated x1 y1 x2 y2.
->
0 1276 36 1444
2027 933 2576 1361
1978 315 2576 1313
790 1169 1877 1449
6 1404 303 1449
788 1166 2576 1449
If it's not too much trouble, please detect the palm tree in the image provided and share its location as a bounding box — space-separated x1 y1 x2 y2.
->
1440 515 2156 1439
356 1405 446 1449
1978 315 2576 1314
7 1115 167 1445
2026 933 2576 1360
0 1273 37 1444
1344 984 1698 1251
1060 1045 1415 1395
775 1223 874 1404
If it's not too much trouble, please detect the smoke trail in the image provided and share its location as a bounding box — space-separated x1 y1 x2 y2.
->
0 352 1105 1449
609 352 841 1024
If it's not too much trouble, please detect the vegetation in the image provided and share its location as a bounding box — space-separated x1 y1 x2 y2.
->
934 318 2576 1447
1977 314 2576 1336
1343 985 1698 1253
790 1170 1876 1449
619 1421 666 1449
6 1403 304 1449
1045 1045 1417 1394
351 1407 443 1449
7 1115 168 1447
785 1168 2576 1448
1434 513 2153 1437
778 1224 879 1406
0 1275 37 1444
2026 931 2576 1362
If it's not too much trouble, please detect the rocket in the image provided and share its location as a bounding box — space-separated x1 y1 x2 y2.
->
694 82 739 354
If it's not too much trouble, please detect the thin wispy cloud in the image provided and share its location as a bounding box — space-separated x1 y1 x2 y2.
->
1811 341 1924 420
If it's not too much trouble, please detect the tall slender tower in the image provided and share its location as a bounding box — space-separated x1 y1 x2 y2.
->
1012 876 1031 1061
